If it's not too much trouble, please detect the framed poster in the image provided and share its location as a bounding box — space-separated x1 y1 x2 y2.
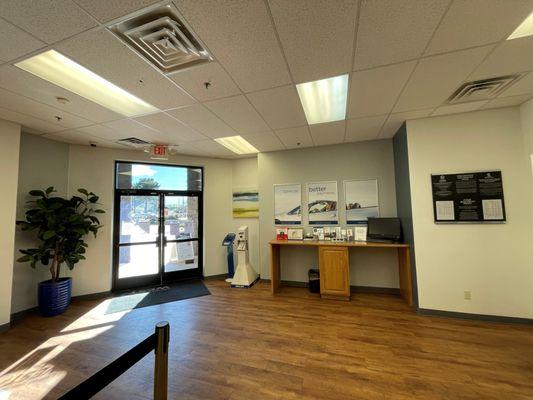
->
274 183 302 225
431 171 506 223
344 179 379 225
232 187 259 218
307 181 338 225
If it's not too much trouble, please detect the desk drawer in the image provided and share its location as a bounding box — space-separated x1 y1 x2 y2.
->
319 246 349 300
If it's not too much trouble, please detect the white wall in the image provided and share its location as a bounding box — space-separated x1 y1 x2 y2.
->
231 158 260 272
66 145 235 296
521 99 533 176
0 120 21 326
12 134 69 313
407 108 533 318
258 140 399 287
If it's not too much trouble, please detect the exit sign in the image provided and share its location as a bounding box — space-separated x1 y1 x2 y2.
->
150 145 168 160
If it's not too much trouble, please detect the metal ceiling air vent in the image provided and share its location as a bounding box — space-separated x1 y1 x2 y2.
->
117 137 152 148
447 75 522 104
109 4 212 74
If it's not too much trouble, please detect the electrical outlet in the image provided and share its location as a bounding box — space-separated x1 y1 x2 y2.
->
464 291 471 300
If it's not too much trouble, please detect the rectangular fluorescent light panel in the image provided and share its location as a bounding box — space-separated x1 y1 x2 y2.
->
15 50 158 117
215 135 259 155
508 12 533 40
296 74 349 125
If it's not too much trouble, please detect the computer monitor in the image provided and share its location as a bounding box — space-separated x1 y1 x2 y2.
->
367 217 401 242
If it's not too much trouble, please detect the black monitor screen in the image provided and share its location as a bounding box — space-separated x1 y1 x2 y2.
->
367 217 401 240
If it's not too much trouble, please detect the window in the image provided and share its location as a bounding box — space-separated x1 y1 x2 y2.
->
116 162 202 191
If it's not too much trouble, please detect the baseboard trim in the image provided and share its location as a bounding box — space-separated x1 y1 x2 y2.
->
418 308 533 325
73 291 111 301
261 279 400 295
0 322 10 333
351 285 401 295
10 307 39 323
204 273 228 280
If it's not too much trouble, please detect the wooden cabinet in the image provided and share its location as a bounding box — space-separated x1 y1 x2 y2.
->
319 246 350 300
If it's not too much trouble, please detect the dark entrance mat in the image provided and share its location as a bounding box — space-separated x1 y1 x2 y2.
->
105 280 210 314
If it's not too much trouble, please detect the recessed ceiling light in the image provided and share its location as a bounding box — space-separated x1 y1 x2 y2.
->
296 74 349 125
214 135 259 155
508 12 533 40
15 50 158 117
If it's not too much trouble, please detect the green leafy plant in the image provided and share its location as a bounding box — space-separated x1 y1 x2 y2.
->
16 187 105 282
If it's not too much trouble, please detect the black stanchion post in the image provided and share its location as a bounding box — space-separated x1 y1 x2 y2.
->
154 321 170 400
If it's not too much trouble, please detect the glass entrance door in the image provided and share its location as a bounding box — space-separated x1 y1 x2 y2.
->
162 195 201 281
113 162 204 291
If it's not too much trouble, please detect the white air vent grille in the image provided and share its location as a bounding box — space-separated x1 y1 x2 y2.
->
109 4 212 74
447 75 522 104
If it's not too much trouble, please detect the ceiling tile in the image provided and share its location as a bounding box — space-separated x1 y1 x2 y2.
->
378 109 433 138
169 62 241 102
268 0 358 83
204 95 271 135
481 94 533 110
425 0 533 55
167 104 236 139
394 46 493 112
470 36 533 79
0 106 64 133
188 139 237 158
57 28 195 110
0 87 92 129
354 0 450 70
134 112 207 143
0 0 97 44
246 85 307 129
431 100 489 116
44 129 110 146
275 126 313 149
172 142 214 158
76 124 128 141
348 61 416 118
173 0 291 92
309 120 346 146
244 132 285 152
345 115 387 142
74 0 160 23
0 19 45 62
0 65 122 123
103 118 156 136
494 71 533 98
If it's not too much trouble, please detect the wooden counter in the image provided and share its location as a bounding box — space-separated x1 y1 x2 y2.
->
269 240 412 306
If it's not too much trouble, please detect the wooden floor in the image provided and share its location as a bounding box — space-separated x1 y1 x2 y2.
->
0 280 532 400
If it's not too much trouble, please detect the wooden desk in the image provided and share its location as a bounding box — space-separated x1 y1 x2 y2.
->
269 240 412 306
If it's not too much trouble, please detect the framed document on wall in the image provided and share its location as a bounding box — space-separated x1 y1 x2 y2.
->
431 171 506 223
307 181 338 225
344 179 379 225
274 183 302 225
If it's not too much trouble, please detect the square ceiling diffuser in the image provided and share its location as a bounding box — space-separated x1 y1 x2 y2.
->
109 4 212 74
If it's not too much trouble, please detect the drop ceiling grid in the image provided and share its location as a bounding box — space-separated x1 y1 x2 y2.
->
0 0 532 155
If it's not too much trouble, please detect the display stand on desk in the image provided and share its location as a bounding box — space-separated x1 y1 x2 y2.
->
269 240 412 306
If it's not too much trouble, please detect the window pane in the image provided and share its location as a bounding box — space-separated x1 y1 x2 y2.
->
118 243 159 278
164 241 198 273
164 196 198 240
119 195 159 243
116 162 202 191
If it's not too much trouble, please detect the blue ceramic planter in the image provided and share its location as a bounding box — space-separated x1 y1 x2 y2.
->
38 277 72 317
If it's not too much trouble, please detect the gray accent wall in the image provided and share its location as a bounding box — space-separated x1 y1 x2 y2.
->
392 123 419 308
11 133 70 314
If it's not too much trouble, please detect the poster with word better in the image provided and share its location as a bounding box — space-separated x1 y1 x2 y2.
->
307 181 338 225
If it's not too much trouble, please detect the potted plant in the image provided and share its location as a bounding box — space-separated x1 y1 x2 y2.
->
16 187 104 317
